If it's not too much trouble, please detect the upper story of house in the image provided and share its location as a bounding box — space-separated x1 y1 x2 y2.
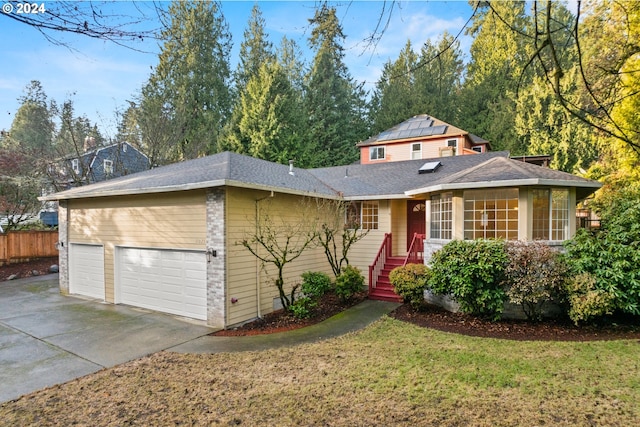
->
51 140 150 190
357 114 490 164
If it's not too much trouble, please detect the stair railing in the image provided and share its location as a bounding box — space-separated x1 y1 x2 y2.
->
403 233 425 266
369 233 392 294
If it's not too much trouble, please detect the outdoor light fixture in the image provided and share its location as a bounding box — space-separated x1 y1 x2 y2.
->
206 248 217 262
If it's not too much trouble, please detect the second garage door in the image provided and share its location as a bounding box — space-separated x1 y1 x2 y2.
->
116 247 207 320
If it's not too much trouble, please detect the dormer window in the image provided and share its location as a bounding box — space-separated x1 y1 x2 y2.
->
369 146 385 161
104 159 114 175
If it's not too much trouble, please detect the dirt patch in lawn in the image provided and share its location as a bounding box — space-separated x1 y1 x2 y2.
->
0 257 58 282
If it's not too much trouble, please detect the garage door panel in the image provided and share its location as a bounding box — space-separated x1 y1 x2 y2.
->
117 248 207 320
69 244 105 301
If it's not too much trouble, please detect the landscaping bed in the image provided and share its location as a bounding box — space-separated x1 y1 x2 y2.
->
0 257 58 282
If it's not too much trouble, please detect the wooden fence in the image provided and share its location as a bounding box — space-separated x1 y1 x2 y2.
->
0 230 59 266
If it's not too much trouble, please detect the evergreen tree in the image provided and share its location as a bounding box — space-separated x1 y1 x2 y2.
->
369 40 420 134
458 1 530 152
414 32 464 124
234 4 275 93
305 4 367 167
5 81 55 156
144 0 232 160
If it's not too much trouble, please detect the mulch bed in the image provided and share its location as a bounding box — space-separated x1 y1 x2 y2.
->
213 293 640 342
0 257 58 282
212 291 368 336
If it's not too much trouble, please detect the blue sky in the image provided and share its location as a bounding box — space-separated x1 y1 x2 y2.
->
0 1 474 137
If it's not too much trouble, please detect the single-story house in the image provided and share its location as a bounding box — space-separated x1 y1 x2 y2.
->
41 150 601 328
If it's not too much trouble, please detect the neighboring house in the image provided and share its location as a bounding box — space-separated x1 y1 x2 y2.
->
41 150 601 328
50 141 150 191
357 114 491 164
41 141 150 226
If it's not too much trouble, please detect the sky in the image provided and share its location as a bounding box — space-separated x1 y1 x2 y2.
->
0 1 475 138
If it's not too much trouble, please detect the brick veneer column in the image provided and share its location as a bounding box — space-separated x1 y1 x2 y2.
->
206 188 226 328
57 201 69 295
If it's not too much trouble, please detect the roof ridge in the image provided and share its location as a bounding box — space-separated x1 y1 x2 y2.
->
434 156 506 185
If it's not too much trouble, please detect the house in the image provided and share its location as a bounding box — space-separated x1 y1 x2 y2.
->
40 150 601 328
357 114 490 164
41 141 150 226
50 140 150 191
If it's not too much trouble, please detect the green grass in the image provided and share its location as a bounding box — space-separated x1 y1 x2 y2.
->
2 316 639 426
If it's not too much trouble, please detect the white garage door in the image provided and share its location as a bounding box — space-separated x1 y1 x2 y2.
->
69 244 105 300
117 248 207 320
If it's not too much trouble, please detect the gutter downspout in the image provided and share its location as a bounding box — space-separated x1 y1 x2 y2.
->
255 190 274 319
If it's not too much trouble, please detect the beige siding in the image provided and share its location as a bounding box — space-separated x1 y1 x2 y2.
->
390 199 408 256
68 190 207 302
349 200 392 275
225 187 332 326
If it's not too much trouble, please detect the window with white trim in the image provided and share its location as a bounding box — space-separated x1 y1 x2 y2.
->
369 146 385 161
430 192 452 240
346 201 379 230
532 189 569 241
464 189 519 240
411 143 422 160
104 159 114 175
71 159 80 174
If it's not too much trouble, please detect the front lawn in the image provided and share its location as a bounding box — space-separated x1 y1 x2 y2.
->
2 317 638 426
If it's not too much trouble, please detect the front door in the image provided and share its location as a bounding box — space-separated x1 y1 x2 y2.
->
407 200 426 251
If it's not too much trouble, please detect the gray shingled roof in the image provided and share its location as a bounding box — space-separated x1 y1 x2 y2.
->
42 151 339 200
42 150 601 202
309 151 511 198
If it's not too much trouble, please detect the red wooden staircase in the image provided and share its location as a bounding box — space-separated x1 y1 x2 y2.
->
368 233 425 303
369 256 404 302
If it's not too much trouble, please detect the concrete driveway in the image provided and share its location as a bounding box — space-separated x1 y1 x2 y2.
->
0 275 213 403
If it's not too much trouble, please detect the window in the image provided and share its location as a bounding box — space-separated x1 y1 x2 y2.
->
430 192 452 240
471 146 483 153
104 159 114 175
71 159 80 174
532 189 569 241
447 139 457 148
369 146 385 161
346 201 379 230
411 143 422 160
464 189 519 240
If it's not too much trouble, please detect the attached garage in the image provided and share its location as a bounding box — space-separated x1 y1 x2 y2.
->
69 243 105 301
116 247 207 320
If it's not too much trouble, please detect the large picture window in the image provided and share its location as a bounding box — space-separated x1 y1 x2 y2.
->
464 189 518 240
532 189 569 241
346 201 379 230
430 192 452 240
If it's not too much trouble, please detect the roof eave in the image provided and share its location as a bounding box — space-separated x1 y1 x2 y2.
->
405 178 602 196
39 179 342 202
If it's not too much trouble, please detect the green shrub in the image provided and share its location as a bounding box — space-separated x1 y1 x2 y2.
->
502 241 569 321
301 271 332 299
335 265 364 302
565 273 616 325
389 263 429 310
428 239 508 321
564 186 640 315
289 296 317 319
